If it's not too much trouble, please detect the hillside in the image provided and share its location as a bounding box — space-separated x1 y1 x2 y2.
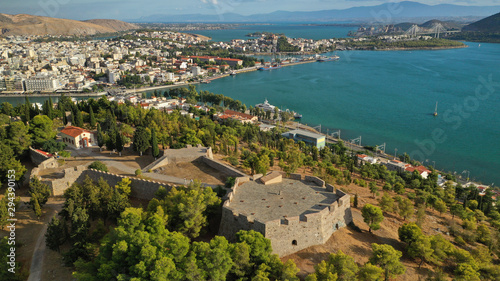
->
82 19 139 32
0 14 137 36
420 19 462 30
463 12 500 32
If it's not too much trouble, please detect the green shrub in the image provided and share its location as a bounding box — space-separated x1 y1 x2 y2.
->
88 161 108 172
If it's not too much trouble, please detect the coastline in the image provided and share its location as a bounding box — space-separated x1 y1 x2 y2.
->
0 91 106 98
371 45 469 51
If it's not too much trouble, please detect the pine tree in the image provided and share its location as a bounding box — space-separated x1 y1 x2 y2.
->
45 215 66 252
151 128 159 159
89 106 96 128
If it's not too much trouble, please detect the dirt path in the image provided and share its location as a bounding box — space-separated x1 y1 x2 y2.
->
26 198 64 281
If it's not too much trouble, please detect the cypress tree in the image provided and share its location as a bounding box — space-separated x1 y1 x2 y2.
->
96 124 104 151
115 130 123 156
24 96 31 123
151 128 159 159
48 96 53 119
75 108 83 127
89 106 96 128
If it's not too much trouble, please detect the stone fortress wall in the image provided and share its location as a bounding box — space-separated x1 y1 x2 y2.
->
219 173 352 257
31 165 172 199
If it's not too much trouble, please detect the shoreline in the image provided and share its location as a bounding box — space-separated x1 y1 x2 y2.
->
0 91 106 98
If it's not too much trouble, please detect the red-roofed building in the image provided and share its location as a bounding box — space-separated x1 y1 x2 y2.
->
216 109 258 124
60 126 96 149
405 165 432 179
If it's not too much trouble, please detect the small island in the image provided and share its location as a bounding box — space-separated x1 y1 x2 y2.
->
342 38 467 51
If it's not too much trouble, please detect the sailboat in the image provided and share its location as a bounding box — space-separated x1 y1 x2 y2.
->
433 102 438 116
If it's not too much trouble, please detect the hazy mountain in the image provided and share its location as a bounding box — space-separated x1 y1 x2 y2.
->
83 19 139 32
462 12 500 32
0 14 137 36
132 1 500 23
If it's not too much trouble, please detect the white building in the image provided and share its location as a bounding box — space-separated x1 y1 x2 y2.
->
60 126 96 149
24 77 62 92
108 71 119 84
191 66 202 77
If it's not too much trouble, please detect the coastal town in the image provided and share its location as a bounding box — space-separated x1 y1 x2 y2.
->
0 27 467 94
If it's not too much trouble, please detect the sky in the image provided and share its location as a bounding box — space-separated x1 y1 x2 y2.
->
1 0 499 20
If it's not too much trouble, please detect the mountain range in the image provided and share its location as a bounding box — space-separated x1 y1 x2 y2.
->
132 1 500 23
463 12 500 33
0 14 138 36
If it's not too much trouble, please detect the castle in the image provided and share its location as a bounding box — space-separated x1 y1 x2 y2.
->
219 172 352 257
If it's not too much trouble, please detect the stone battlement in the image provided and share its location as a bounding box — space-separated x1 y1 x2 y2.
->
219 174 352 257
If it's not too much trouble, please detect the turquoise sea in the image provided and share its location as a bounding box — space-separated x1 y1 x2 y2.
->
196 42 500 185
192 23 358 42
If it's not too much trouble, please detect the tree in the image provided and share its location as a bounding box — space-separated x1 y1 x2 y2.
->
0 101 13 116
45 215 66 252
29 115 56 148
369 243 405 281
33 196 42 219
362 204 384 233
378 193 394 214
407 235 433 268
454 263 480 281
236 230 273 265
6 121 31 157
89 106 96 128
157 180 220 238
75 108 84 128
415 205 426 228
369 182 379 198
433 199 447 215
353 194 359 208
88 161 108 172
151 128 159 159
357 263 384 281
281 259 300 281
309 250 358 281
398 223 423 248
24 96 31 123
398 198 414 220
133 126 150 156
29 176 51 211
115 130 123 156
96 123 104 151
450 203 464 220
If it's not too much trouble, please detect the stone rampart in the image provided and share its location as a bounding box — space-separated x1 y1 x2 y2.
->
29 147 50 166
304 175 325 187
200 156 247 178
39 165 171 199
219 175 353 257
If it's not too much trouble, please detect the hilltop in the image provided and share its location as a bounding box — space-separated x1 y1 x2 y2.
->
463 12 500 33
0 14 137 36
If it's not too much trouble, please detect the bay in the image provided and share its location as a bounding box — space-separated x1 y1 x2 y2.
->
192 23 357 42
197 41 500 185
